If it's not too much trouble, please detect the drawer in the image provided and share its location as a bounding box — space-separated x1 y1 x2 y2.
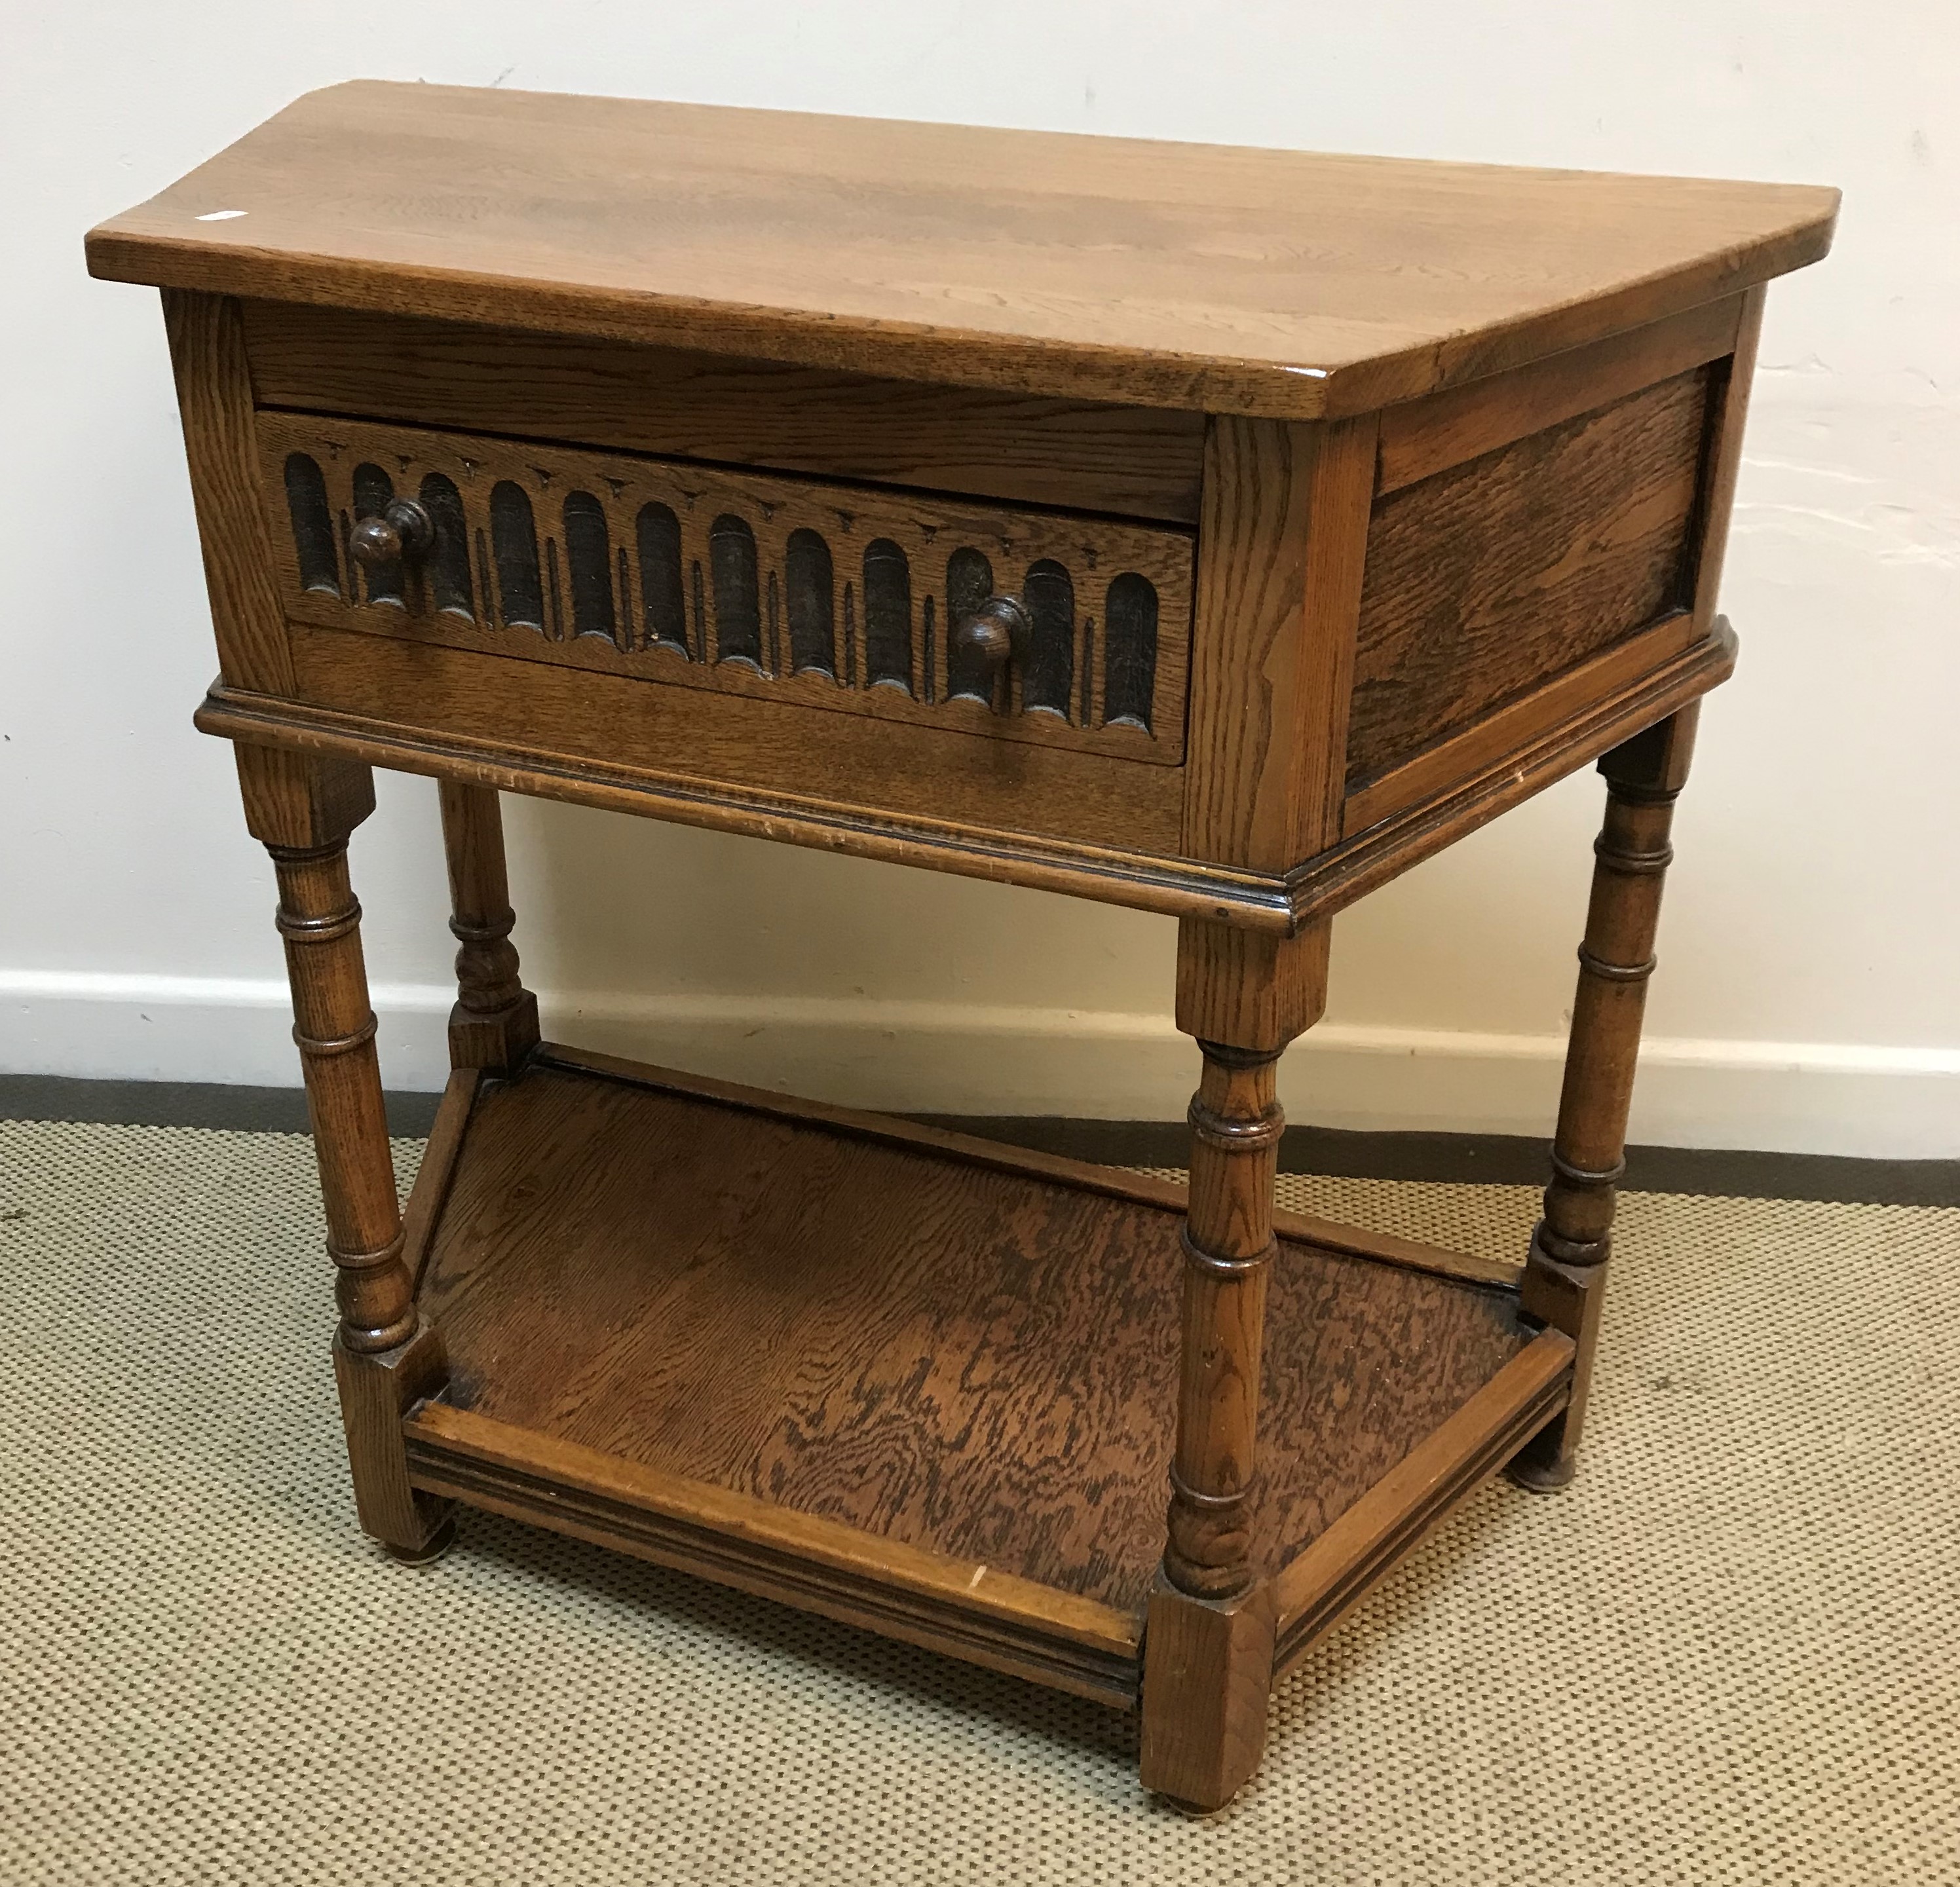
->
258 414 1194 764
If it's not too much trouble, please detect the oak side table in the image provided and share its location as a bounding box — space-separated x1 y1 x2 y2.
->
88 84 1837 1811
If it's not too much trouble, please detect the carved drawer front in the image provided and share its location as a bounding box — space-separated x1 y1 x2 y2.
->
260 414 1193 764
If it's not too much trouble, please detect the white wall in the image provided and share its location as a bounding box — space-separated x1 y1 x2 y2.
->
5 3 1957 1155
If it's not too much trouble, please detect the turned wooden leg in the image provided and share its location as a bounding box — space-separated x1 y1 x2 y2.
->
438 781 540 1075
1140 918 1329 1812
1510 707 1698 1492
236 743 453 1559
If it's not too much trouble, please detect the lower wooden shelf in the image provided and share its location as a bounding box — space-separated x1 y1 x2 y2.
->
400 1045 1571 1708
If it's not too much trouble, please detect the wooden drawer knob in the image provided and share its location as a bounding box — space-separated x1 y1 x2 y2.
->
349 498 434 568
951 596 1030 678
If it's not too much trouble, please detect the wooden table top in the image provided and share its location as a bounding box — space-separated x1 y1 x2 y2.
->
88 83 1836 419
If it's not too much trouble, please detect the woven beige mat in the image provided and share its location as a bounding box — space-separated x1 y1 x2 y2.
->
1 1120 1954 1884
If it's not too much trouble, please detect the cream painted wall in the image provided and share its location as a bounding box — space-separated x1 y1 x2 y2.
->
4 3 1957 1153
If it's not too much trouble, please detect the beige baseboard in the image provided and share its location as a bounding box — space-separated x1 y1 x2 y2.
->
5 969 1958 1159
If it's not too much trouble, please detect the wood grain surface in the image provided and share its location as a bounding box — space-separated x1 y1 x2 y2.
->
196 607 1735 935
1684 288 1767 634
1304 620 1735 924
1346 367 1711 788
415 1055 1530 1620
1181 415 1376 871
1513 710 1697 1489
1341 608 1705 836
160 291 294 694
279 625 1185 853
1272 1330 1572 1672
1165 1032 1292 1601
436 784 540 1075
236 749 411 1356
404 1401 1142 1706
402 1068 478 1296
1174 920 1331 1055
1140 1576 1277 1808
1374 295 1742 496
197 676 1292 929
90 82 1837 417
540 1039 1517 1289
242 301 1206 523
233 742 453 1555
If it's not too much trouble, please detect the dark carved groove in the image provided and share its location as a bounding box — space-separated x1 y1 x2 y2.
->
635 502 687 654
283 453 339 596
710 514 761 667
418 473 474 620
1102 572 1158 731
863 539 913 692
490 481 543 631
785 528 835 677
474 528 495 629
545 537 565 640
563 491 616 643
945 547 996 702
351 462 401 604
1023 559 1074 719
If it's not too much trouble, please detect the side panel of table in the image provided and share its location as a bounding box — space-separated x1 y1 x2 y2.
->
1175 291 1758 924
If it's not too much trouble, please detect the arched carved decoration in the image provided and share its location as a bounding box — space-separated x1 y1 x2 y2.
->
563 491 616 643
1022 559 1074 718
283 453 339 596
419 472 474 620
1102 572 1159 731
710 514 761 667
635 502 687 654
863 539 913 692
489 481 542 632
785 529 835 677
